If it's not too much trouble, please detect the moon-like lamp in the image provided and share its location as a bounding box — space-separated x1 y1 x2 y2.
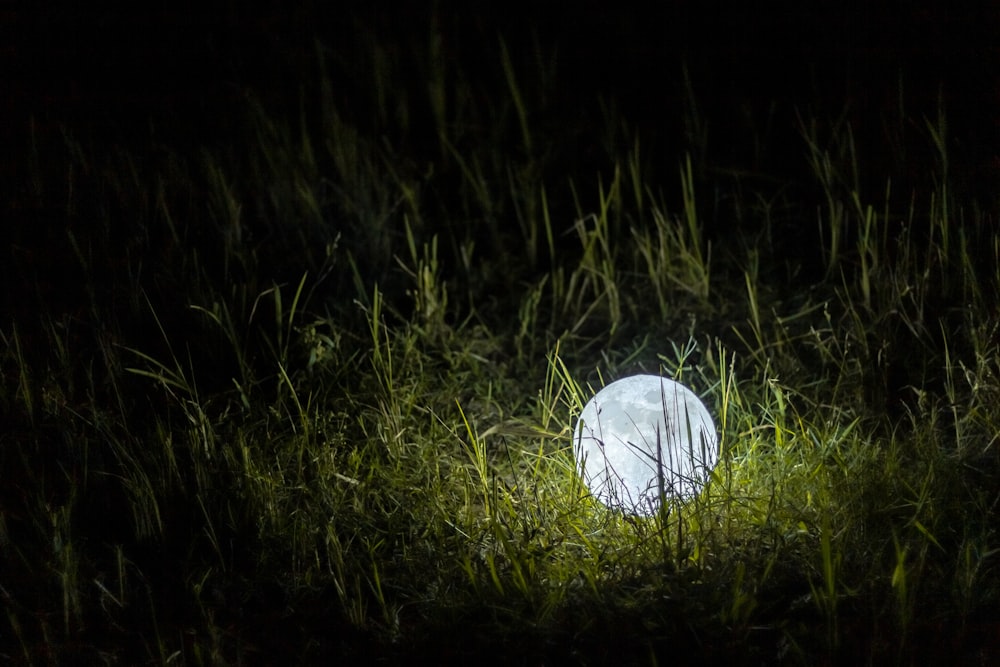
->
574 374 718 516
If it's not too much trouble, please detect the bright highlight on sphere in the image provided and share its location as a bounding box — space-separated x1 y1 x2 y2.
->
573 374 718 516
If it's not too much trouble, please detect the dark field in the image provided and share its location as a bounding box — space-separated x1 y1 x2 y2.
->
3 3 1000 664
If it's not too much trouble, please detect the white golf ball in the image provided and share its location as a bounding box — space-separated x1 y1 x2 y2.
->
574 374 718 515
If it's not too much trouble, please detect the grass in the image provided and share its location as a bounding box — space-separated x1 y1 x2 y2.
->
3 15 1000 666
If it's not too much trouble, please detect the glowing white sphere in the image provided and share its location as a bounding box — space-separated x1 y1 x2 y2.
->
574 375 718 515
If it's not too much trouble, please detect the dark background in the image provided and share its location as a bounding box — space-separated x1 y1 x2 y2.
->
5 2 997 143
2 1 998 241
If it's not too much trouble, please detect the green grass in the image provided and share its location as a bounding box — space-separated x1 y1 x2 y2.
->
3 20 1000 666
